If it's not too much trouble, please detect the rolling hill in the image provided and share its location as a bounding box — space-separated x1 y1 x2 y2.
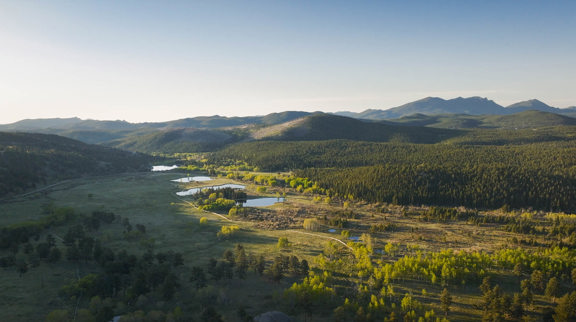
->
0 132 151 198
0 112 313 147
0 117 138 132
150 111 312 129
251 113 462 143
13 111 573 154
106 128 249 153
104 113 465 153
0 112 311 133
505 99 560 113
390 110 576 129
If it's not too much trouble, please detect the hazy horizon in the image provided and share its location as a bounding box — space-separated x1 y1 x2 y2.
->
1 94 575 125
1 1 575 124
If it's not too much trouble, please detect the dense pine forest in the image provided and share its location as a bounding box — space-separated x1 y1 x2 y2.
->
211 137 576 212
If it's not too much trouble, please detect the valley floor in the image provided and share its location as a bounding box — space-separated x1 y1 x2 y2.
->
0 170 570 321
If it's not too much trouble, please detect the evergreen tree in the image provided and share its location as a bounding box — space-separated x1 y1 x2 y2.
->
530 270 545 292
520 279 533 305
545 277 560 302
47 247 61 263
554 291 576 322
269 261 283 282
480 276 492 295
300 259 309 276
440 288 452 317
510 293 524 320
190 266 207 289
251 255 266 276
66 243 81 261
513 263 523 277
201 307 224 322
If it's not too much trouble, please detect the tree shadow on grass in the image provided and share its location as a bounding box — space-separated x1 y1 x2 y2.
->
235 231 278 246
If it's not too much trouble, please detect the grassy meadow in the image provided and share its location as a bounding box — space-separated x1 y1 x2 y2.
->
0 171 336 321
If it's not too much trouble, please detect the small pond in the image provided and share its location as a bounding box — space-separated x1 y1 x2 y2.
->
328 229 337 233
152 165 179 172
176 184 246 196
240 197 285 207
348 236 361 241
171 176 212 183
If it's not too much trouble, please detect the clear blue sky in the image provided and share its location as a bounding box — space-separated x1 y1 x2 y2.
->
1 0 575 123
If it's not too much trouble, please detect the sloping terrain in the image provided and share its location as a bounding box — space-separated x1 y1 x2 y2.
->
339 97 504 119
390 110 576 129
505 99 560 113
0 112 311 135
0 132 150 197
105 114 462 153
0 112 312 148
253 113 462 143
336 96 573 119
95 112 576 153
0 117 138 132
106 127 249 153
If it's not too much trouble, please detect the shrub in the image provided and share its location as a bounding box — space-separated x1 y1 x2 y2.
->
277 237 290 249
217 225 240 239
303 218 320 231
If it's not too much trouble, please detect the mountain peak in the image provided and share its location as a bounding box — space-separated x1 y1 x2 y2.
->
506 99 557 113
417 96 445 103
379 96 504 118
507 99 547 107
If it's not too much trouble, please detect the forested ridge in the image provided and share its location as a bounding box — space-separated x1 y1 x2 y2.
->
0 132 151 197
106 127 249 153
263 114 463 143
211 133 576 212
212 139 576 170
389 111 576 129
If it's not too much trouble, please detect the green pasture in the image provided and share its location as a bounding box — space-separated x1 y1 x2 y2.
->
0 171 336 320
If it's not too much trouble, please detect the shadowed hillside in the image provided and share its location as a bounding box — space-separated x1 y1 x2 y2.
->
106 128 249 153
254 113 462 143
390 110 576 129
0 132 150 198
0 112 313 148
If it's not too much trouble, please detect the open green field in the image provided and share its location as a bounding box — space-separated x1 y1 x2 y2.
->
0 171 344 321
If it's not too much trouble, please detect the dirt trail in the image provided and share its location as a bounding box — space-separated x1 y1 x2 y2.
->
0 180 71 202
176 197 353 251
286 230 353 250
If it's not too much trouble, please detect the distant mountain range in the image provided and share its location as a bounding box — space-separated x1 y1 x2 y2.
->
389 110 576 129
335 97 576 119
0 111 312 144
2 97 574 135
0 111 311 132
1 96 575 153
